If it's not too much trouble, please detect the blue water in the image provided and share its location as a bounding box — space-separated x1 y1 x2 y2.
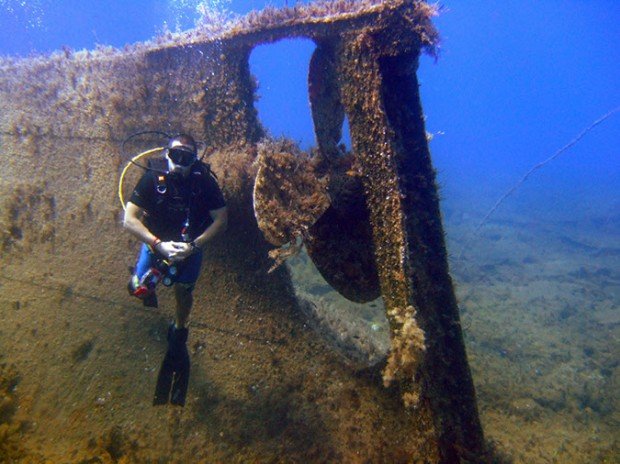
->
2 1 618 211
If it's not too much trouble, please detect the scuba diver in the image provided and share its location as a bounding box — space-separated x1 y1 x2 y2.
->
123 133 227 406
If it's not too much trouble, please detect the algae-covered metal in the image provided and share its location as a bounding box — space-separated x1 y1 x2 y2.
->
0 1 485 462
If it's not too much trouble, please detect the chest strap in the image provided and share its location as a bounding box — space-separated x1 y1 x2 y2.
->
156 174 167 194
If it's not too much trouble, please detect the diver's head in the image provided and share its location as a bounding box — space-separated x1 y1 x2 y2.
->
165 134 198 177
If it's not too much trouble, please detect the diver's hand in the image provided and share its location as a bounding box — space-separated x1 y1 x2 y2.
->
155 241 187 262
171 242 197 260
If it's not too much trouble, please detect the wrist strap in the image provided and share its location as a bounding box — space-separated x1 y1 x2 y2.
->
151 237 162 248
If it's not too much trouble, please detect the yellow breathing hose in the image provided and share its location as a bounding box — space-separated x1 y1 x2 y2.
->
118 147 165 211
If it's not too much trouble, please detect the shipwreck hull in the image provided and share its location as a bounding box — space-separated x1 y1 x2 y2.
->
0 1 484 462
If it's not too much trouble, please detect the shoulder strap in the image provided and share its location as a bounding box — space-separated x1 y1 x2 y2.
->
192 160 218 180
147 157 169 195
191 161 220 190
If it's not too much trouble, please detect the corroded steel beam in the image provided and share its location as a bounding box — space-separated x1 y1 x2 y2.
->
335 29 486 460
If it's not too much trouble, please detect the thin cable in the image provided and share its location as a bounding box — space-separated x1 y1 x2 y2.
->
118 147 166 210
458 106 620 261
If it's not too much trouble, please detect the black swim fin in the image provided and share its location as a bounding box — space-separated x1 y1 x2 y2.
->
170 352 190 406
153 324 190 406
153 350 174 405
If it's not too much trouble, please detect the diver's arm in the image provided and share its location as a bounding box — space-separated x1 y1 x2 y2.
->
193 206 228 250
123 202 195 261
123 202 159 246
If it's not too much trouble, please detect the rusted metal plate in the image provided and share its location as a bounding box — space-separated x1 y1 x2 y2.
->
253 139 330 247
305 173 381 303
253 140 380 302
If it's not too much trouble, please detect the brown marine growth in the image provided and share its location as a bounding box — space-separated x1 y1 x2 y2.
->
0 0 485 462
252 138 330 271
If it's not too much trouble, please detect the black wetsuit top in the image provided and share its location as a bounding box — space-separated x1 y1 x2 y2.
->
129 161 226 242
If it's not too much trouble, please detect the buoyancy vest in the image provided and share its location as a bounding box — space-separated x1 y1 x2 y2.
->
144 157 220 241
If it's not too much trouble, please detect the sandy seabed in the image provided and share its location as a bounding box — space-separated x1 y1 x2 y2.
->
0 198 618 463
446 200 619 463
